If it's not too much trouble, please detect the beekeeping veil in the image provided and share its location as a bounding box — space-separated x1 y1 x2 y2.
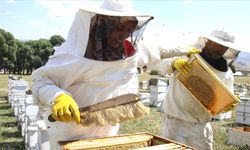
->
54 0 153 61
197 29 243 72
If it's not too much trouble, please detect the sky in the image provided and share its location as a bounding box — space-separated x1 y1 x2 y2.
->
0 0 250 47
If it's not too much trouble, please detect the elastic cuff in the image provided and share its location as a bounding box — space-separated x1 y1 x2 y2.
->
171 58 180 71
48 91 73 106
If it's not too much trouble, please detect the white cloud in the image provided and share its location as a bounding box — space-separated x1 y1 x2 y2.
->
35 0 87 19
32 0 93 39
20 0 99 39
28 19 45 28
184 0 194 4
42 26 68 38
0 11 14 16
27 18 69 39
6 0 16 4
14 15 27 19
0 10 26 19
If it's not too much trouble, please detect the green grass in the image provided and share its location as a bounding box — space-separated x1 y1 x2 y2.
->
212 120 250 150
0 99 24 149
235 76 250 85
119 106 164 135
0 74 250 149
0 74 30 149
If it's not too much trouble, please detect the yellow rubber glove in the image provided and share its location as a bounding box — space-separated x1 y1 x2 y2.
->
187 47 202 57
223 103 238 112
173 58 191 74
52 93 80 124
223 96 240 112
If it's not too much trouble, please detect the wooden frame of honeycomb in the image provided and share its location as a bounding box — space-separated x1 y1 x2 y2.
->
59 133 195 150
176 54 240 115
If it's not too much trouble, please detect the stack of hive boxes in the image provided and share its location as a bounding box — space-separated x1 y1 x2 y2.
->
149 78 168 107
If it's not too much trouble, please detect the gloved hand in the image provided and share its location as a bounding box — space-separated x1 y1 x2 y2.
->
187 47 202 57
52 93 80 124
173 58 191 74
223 103 238 112
223 96 240 112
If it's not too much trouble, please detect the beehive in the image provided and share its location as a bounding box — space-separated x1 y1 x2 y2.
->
228 127 250 146
236 97 250 125
176 54 240 115
59 133 195 150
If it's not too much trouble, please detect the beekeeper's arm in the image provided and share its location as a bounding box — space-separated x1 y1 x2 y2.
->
160 45 201 59
137 40 200 74
222 70 239 112
31 55 81 124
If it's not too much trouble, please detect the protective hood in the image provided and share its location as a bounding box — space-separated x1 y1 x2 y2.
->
197 29 242 69
54 0 153 60
79 0 151 17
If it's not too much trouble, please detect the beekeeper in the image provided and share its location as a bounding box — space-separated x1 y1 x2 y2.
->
31 0 200 149
162 29 242 150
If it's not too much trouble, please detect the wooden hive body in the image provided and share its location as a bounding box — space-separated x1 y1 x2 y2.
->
59 133 195 150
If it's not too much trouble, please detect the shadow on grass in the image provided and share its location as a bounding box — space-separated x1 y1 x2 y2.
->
0 141 25 150
0 96 8 99
0 105 11 110
0 111 14 116
223 122 250 128
0 121 18 127
1 130 21 139
236 145 250 150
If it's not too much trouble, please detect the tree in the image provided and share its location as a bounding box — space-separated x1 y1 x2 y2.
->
15 40 32 74
26 39 53 68
0 32 7 70
0 28 57 74
0 29 17 73
31 55 42 69
49 35 65 47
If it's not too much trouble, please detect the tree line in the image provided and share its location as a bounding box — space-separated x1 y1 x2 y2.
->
0 28 65 75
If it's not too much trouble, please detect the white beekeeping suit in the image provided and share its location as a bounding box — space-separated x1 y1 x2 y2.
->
31 0 192 149
162 29 242 150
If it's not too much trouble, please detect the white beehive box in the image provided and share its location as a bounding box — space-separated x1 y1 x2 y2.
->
212 111 232 120
150 92 166 101
236 97 250 112
149 78 168 107
236 97 250 125
228 127 250 146
149 92 165 107
140 93 150 105
149 78 168 93
236 112 250 125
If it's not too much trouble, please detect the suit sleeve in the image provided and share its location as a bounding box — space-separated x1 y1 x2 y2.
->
137 40 190 74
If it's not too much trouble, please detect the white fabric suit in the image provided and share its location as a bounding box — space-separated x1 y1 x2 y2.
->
30 8 190 149
162 52 234 150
